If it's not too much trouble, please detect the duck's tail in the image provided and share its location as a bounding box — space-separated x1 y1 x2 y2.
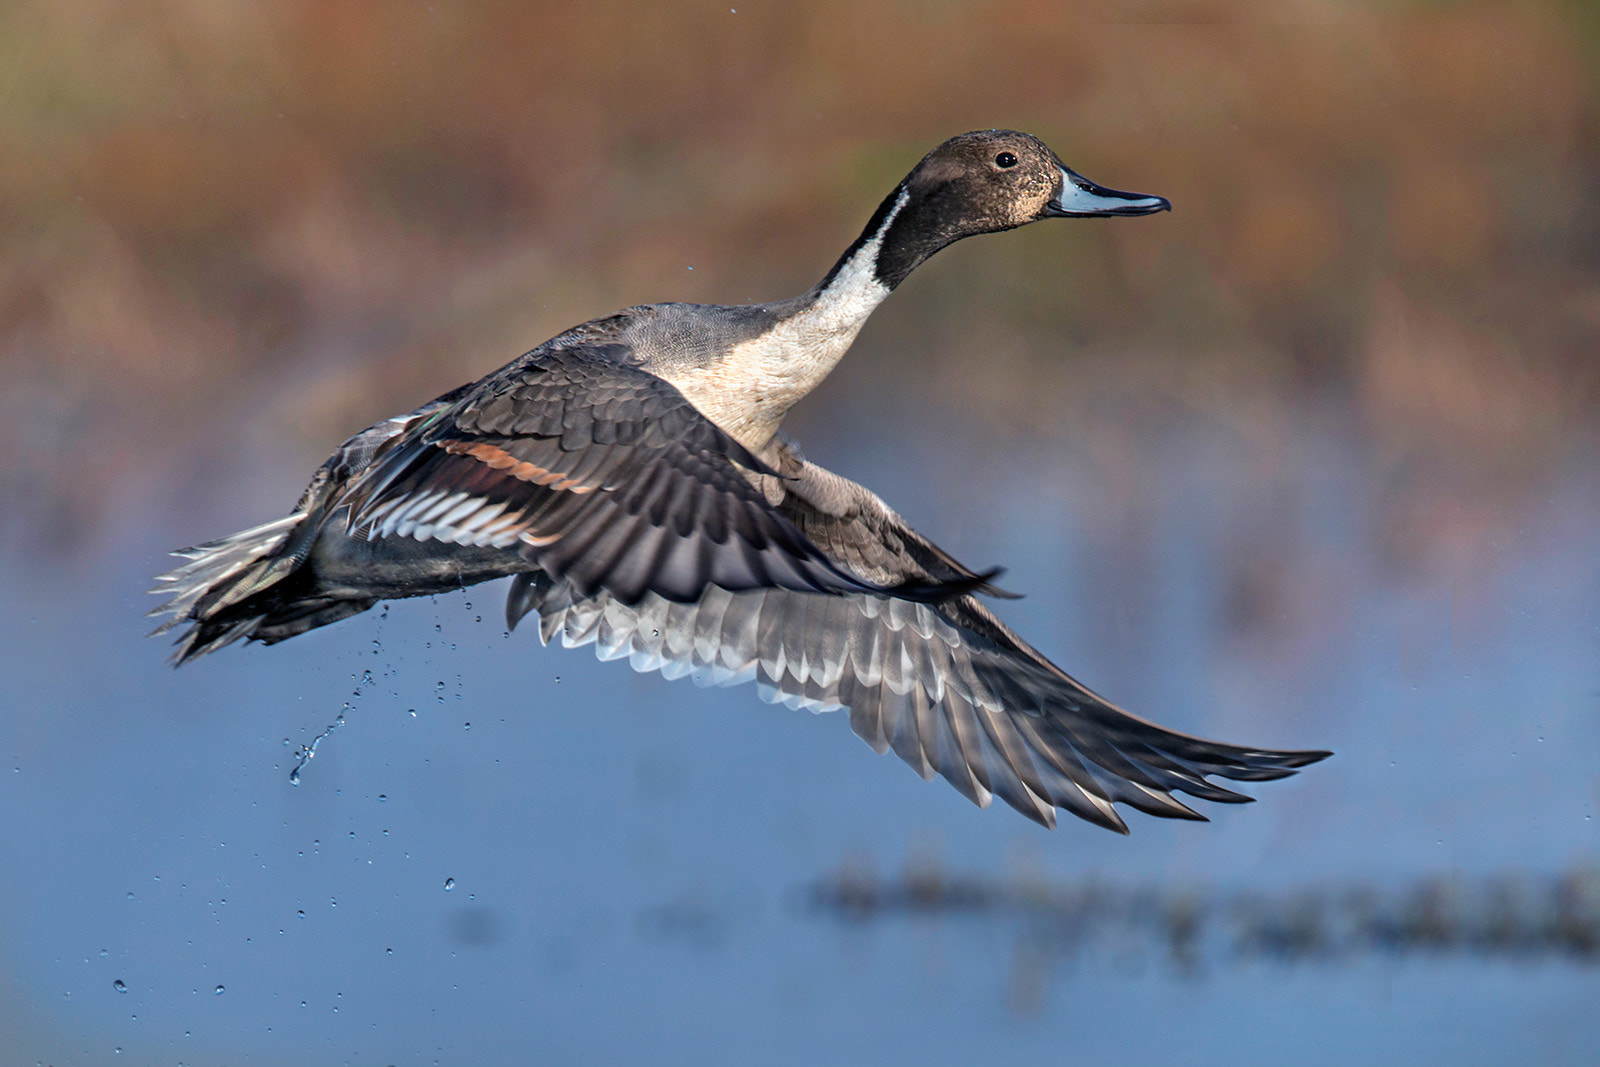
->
147 516 376 665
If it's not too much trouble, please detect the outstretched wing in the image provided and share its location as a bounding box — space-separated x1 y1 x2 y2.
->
504 447 1329 831
336 343 932 606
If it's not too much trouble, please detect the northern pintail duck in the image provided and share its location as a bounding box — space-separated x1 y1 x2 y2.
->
152 130 1329 830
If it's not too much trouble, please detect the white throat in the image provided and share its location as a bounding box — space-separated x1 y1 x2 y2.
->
665 190 907 452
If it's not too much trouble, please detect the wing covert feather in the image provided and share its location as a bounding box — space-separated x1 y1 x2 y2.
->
334 344 942 607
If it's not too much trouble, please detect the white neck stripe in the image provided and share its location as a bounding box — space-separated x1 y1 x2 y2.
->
813 187 907 313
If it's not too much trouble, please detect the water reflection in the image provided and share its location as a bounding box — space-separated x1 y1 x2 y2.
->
808 856 1600 995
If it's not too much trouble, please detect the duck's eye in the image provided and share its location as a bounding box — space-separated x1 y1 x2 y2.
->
994 152 1019 169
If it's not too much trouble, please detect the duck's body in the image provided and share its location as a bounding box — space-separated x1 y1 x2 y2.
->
153 131 1328 830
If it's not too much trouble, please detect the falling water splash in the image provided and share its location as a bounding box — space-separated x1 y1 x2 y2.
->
289 669 375 785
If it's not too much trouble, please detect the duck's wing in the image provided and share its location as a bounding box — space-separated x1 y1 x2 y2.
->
506 447 1329 831
336 343 950 606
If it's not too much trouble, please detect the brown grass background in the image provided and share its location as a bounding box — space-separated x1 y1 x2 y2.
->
3 0 1598 566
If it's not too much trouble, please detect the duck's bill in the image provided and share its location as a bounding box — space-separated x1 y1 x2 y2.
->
1044 167 1171 217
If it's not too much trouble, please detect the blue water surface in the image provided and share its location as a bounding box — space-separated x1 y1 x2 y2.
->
3 401 1597 1066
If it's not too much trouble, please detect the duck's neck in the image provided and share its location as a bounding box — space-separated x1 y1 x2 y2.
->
789 184 909 343
815 178 962 293
666 187 912 452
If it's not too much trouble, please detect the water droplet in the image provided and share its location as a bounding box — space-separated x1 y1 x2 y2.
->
407 708 417 718
297 910 305 918
443 877 455 891
289 767 300 785
113 979 126 992
377 794 387 803
100 949 108 958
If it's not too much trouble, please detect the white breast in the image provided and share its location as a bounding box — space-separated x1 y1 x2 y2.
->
661 190 907 452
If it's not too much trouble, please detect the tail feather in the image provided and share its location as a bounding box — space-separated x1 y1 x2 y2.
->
148 516 363 664
148 518 299 627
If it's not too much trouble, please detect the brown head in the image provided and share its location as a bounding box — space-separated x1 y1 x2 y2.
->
841 130 1170 291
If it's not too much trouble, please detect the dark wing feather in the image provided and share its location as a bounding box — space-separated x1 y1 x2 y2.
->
334 343 937 606
504 447 1329 831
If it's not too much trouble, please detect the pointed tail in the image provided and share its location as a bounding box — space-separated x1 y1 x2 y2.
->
148 516 373 664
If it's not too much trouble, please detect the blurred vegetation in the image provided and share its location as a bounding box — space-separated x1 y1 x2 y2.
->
2 0 1599 552
809 854 1600 1013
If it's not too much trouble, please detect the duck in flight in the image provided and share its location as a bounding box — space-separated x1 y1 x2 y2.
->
151 130 1329 831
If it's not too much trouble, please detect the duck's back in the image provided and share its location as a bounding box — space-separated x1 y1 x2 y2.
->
149 301 900 663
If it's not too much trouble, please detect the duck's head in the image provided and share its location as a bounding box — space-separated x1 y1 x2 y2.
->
863 129 1170 290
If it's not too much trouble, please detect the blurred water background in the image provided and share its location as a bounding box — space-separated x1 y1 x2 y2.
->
3 1 1599 1063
